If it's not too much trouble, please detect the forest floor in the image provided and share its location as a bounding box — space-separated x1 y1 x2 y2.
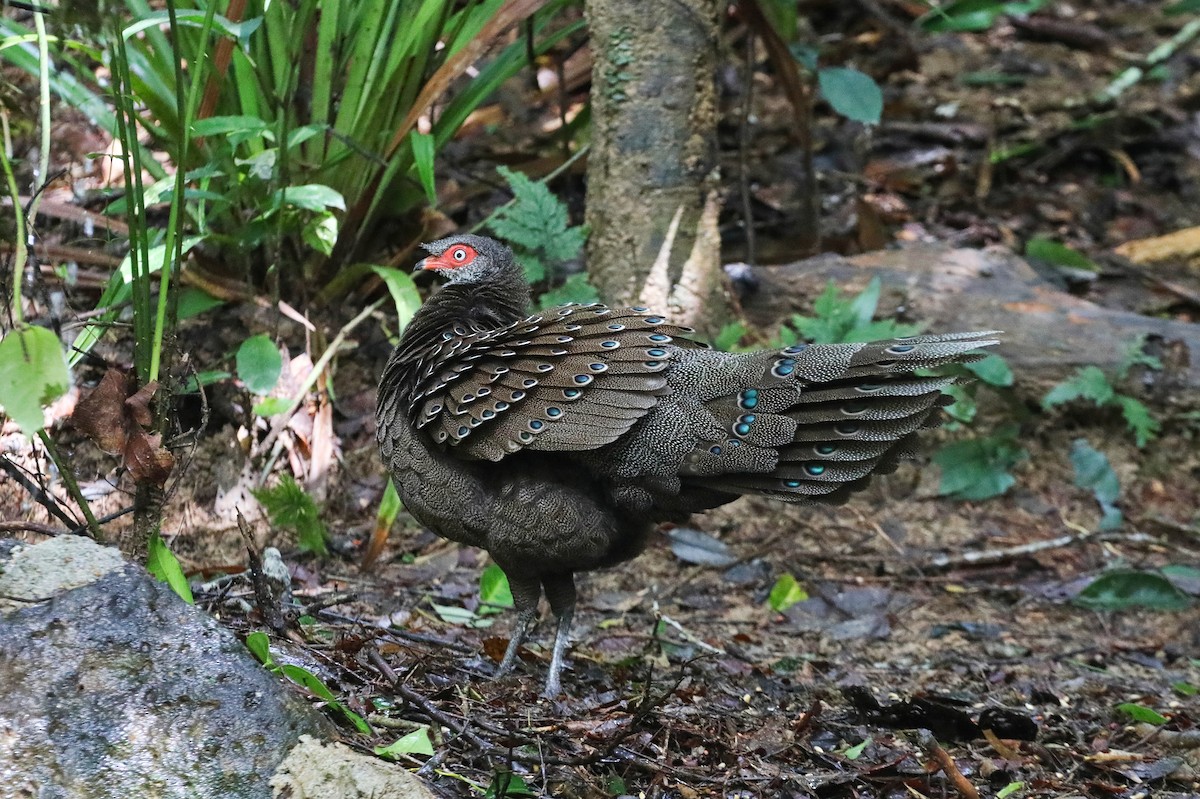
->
4 1 1200 797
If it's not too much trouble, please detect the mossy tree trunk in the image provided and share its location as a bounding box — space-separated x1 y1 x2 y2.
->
583 0 723 329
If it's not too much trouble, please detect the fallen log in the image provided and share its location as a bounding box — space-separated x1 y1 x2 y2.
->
732 246 1199 405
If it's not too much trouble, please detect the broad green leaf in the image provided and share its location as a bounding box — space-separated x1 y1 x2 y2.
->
1115 703 1168 725
369 265 422 332
270 184 345 213
236 334 283 395
818 67 883 124
767 573 808 612
0 326 70 437
479 563 514 612
1070 439 1119 504
1025 237 1097 271
375 726 435 759
147 531 194 604
934 428 1025 500
1161 564 1200 594
1070 439 1122 530
177 286 225 320
966 354 1013 387
996 783 1025 799
1174 681 1198 696
302 212 339 257
244 631 274 665
1075 571 1192 611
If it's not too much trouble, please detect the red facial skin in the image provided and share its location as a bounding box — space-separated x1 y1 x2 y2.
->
418 244 478 272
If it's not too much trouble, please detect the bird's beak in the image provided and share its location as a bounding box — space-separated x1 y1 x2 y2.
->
413 255 443 273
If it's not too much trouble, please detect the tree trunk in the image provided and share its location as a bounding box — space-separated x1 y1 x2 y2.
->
583 0 722 328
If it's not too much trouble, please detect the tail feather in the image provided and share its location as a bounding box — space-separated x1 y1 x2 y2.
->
677 331 999 504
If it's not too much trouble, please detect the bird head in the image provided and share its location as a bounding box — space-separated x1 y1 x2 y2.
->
415 234 516 284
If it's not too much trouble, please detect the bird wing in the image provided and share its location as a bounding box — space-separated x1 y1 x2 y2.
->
406 303 707 462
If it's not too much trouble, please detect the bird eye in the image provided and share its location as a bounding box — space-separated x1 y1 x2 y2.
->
451 247 467 261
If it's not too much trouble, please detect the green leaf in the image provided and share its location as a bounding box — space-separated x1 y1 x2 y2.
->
270 184 346 213
1114 394 1158 447
368 266 423 333
1070 439 1122 530
996 782 1025 799
252 475 328 555
1115 703 1168 725
758 0 798 41
966 354 1013 387
843 737 871 760
0 327 70 437
536 273 600 309
146 531 194 604
190 114 272 139
280 664 371 733
236 334 283 395
919 0 1048 32
302 212 339 257
376 479 404 539
487 165 586 288
411 132 437 207
376 726 435 759
818 67 883 124
430 602 491 628
1075 571 1192 611
713 322 748 351
177 286 225 320
244 631 274 666
485 771 536 798
479 563 514 613
1174 681 1198 697
790 280 920 344
934 427 1025 500
942 383 978 424
252 397 293 416
847 276 883 330
1043 366 1114 409
767 573 808 612
1025 237 1097 271
1069 439 1119 504
1166 0 1200 14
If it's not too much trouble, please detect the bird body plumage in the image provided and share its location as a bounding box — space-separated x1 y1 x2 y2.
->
377 234 999 696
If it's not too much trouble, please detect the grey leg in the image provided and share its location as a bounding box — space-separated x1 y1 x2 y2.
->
495 575 540 679
541 573 578 698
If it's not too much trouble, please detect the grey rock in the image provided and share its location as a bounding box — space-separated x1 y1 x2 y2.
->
0 536 334 799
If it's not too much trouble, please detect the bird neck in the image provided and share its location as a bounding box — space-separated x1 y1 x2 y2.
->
392 262 531 382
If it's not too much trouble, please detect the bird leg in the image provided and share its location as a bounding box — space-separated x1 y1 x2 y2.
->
541 573 578 698
495 575 541 679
